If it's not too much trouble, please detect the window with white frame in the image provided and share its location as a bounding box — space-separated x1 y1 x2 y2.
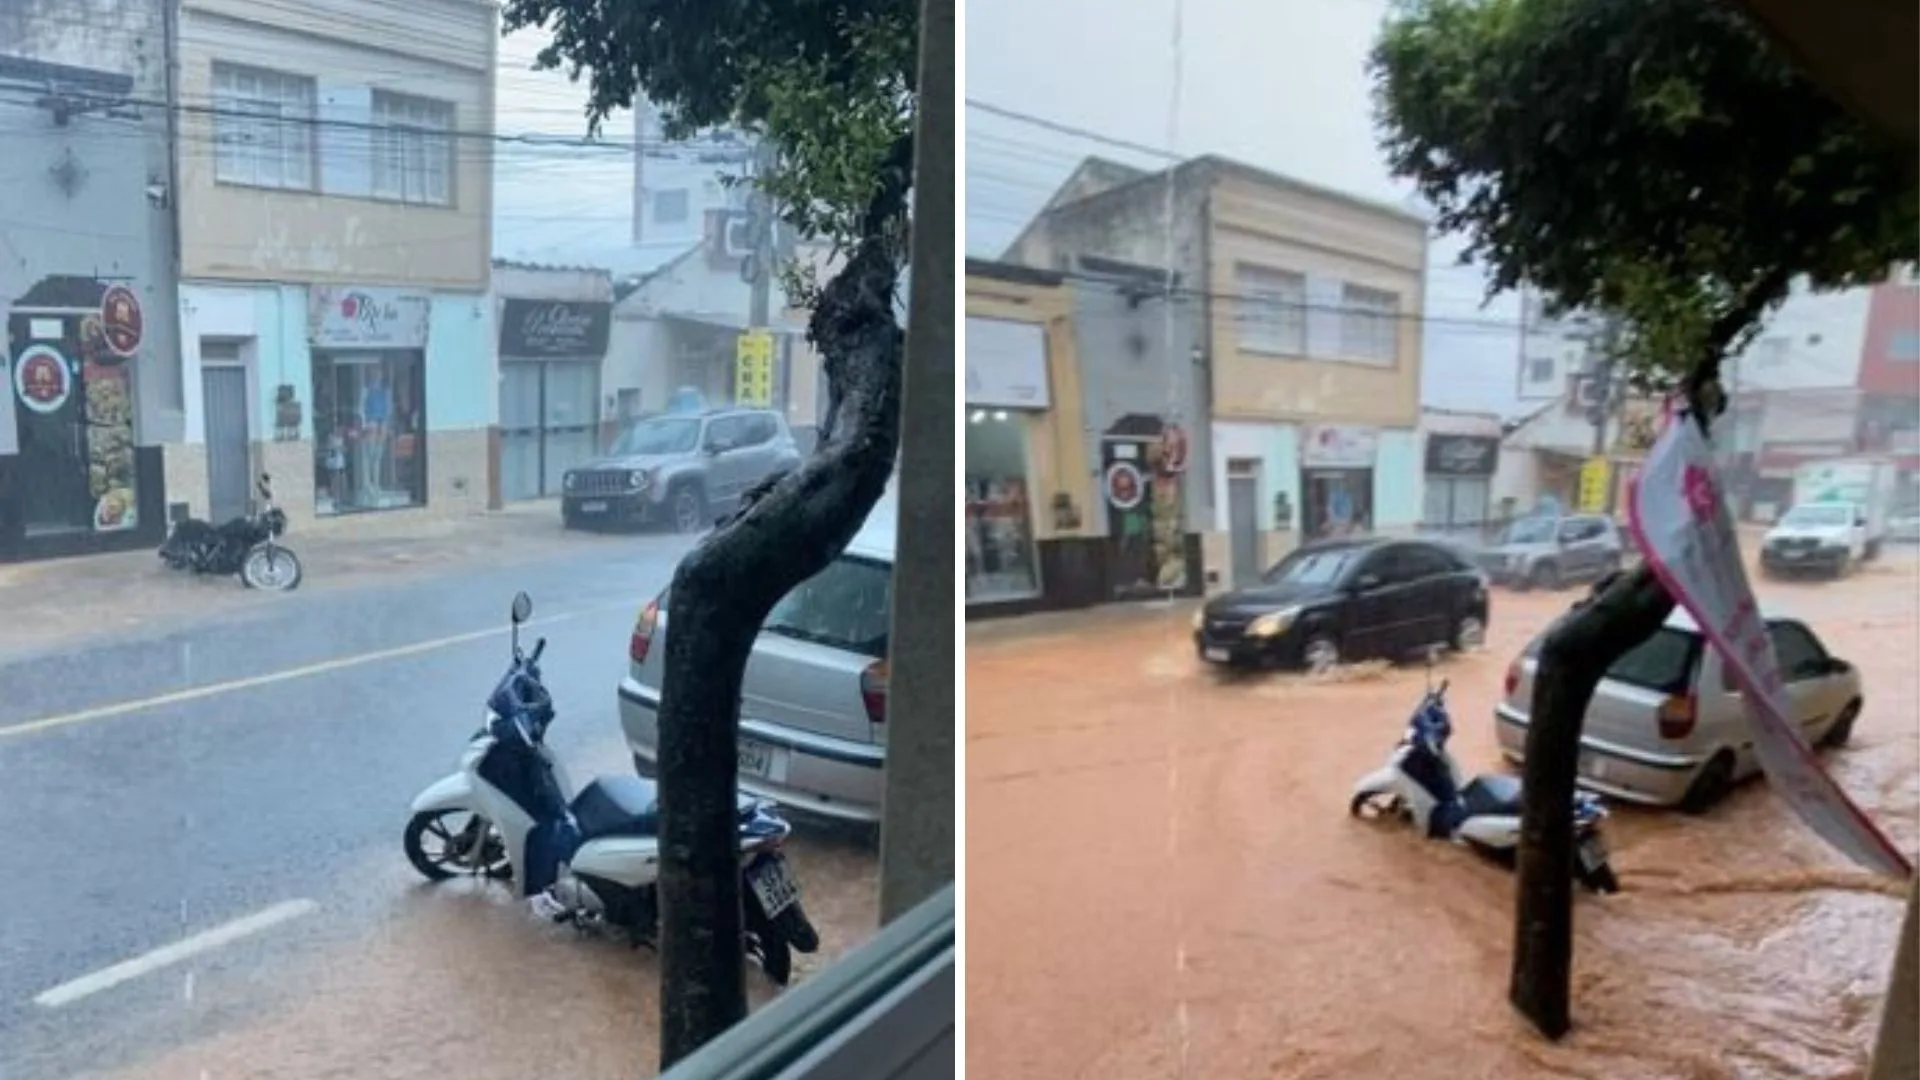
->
212 63 316 191
371 91 454 206
1339 283 1399 364
1234 264 1306 355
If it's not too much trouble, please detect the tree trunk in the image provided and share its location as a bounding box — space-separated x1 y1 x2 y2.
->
656 168 910 1067
1508 566 1674 1037
1509 267 1792 1040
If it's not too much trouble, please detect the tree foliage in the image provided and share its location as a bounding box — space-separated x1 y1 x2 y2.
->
1371 0 1918 386
502 0 918 251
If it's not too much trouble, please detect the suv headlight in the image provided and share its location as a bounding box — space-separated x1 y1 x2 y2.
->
562 472 577 491
1247 607 1300 638
629 468 652 490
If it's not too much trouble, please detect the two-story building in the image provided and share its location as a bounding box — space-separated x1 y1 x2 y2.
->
0 2 183 563
1006 155 1429 587
162 0 496 529
1857 270 1920 500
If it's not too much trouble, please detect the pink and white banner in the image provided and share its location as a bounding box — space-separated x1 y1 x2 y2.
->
1626 411 1912 879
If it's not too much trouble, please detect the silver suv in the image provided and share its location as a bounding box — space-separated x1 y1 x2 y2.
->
561 408 802 533
1477 513 1626 590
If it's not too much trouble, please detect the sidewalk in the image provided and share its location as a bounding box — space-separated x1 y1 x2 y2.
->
0 500 647 656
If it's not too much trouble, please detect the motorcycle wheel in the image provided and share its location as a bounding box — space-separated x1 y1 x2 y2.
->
779 902 821 954
755 931 793 986
1348 790 1401 819
403 810 512 881
241 545 303 591
1581 862 1620 895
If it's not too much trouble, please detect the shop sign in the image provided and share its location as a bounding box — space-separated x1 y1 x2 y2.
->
12 344 73 414
735 328 775 406
1577 456 1611 512
965 317 1049 409
499 298 612 358
1158 424 1189 476
100 285 143 358
1424 433 1498 476
1104 460 1146 510
309 286 431 349
1301 424 1376 468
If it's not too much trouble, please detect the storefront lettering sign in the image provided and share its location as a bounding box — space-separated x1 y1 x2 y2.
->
1424 433 1498 476
499 298 612 358
1627 412 1911 879
12 344 72 414
1301 425 1377 468
965 316 1050 409
309 286 431 349
100 285 143 357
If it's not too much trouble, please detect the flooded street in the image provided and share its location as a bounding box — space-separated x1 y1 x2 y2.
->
74 831 878 1080
966 554 1919 1080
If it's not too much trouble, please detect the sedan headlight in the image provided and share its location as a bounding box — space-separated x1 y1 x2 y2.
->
1246 606 1300 638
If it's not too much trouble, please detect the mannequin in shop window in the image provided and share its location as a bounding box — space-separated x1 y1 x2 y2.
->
359 368 392 504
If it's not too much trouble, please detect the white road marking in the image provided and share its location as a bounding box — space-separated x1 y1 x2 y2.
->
0 606 617 741
34 899 319 1008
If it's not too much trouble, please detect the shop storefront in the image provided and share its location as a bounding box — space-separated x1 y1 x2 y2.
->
1422 432 1498 533
1101 415 1195 599
964 316 1048 606
1 275 165 559
1300 424 1377 540
308 287 431 516
497 297 611 500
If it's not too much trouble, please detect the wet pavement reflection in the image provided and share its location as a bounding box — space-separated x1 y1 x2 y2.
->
967 555 1917 1080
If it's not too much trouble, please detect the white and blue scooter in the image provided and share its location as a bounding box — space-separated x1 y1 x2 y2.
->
1349 668 1619 894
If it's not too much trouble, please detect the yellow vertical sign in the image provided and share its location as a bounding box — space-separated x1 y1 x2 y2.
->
1578 456 1612 513
734 329 775 406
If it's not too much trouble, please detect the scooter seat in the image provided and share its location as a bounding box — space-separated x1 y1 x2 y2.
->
1460 774 1523 818
571 776 661 839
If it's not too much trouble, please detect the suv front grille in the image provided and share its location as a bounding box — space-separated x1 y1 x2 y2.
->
570 470 636 497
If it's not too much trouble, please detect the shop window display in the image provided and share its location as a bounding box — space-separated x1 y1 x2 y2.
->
312 350 426 514
965 411 1041 603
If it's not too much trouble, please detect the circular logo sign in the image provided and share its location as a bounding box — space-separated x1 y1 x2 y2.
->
1105 460 1146 511
101 284 144 357
1157 424 1189 476
12 345 73 414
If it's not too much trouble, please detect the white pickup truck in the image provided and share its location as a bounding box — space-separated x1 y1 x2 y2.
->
1760 458 1897 578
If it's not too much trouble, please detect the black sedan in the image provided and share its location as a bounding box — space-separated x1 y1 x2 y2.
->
1193 537 1491 673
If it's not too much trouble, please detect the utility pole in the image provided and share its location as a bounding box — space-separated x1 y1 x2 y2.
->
880 0 955 923
1583 314 1623 513
739 137 779 410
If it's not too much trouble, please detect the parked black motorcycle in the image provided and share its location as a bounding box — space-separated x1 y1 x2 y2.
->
159 473 303 591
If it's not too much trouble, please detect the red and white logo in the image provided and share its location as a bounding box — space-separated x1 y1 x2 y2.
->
12 345 72 414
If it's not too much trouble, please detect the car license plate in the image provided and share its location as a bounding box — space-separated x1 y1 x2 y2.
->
738 738 776 778
1577 832 1609 871
1578 750 1606 782
1204 647 1230 662
746 855 802 918
579 500 607 513
1781 550 1802 560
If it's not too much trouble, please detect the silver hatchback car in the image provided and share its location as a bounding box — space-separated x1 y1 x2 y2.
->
619 491 895 823
1494 607 1863 812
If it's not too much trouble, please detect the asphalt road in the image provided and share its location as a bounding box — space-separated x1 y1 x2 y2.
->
0 531 699 1079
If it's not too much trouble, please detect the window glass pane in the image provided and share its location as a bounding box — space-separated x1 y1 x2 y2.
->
761 556 893 658
1603 628 1700 693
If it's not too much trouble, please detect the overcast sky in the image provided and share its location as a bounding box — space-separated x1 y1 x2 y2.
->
491 5 1536 415
963 0 1533 416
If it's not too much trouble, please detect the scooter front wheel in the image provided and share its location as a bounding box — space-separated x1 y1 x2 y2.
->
1349 790 1402 820
404 810 512 881
1580 861 1620 895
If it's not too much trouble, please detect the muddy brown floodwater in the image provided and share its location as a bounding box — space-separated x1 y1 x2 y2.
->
968 557 1919 1080
82 831 878 1080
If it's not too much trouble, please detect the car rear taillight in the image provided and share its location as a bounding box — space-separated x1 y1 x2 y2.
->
1504 660 1521 698
629 600 660 665
1657 693 1697 740
860 660 888 725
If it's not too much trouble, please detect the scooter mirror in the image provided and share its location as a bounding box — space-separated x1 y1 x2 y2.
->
510 591 533 624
